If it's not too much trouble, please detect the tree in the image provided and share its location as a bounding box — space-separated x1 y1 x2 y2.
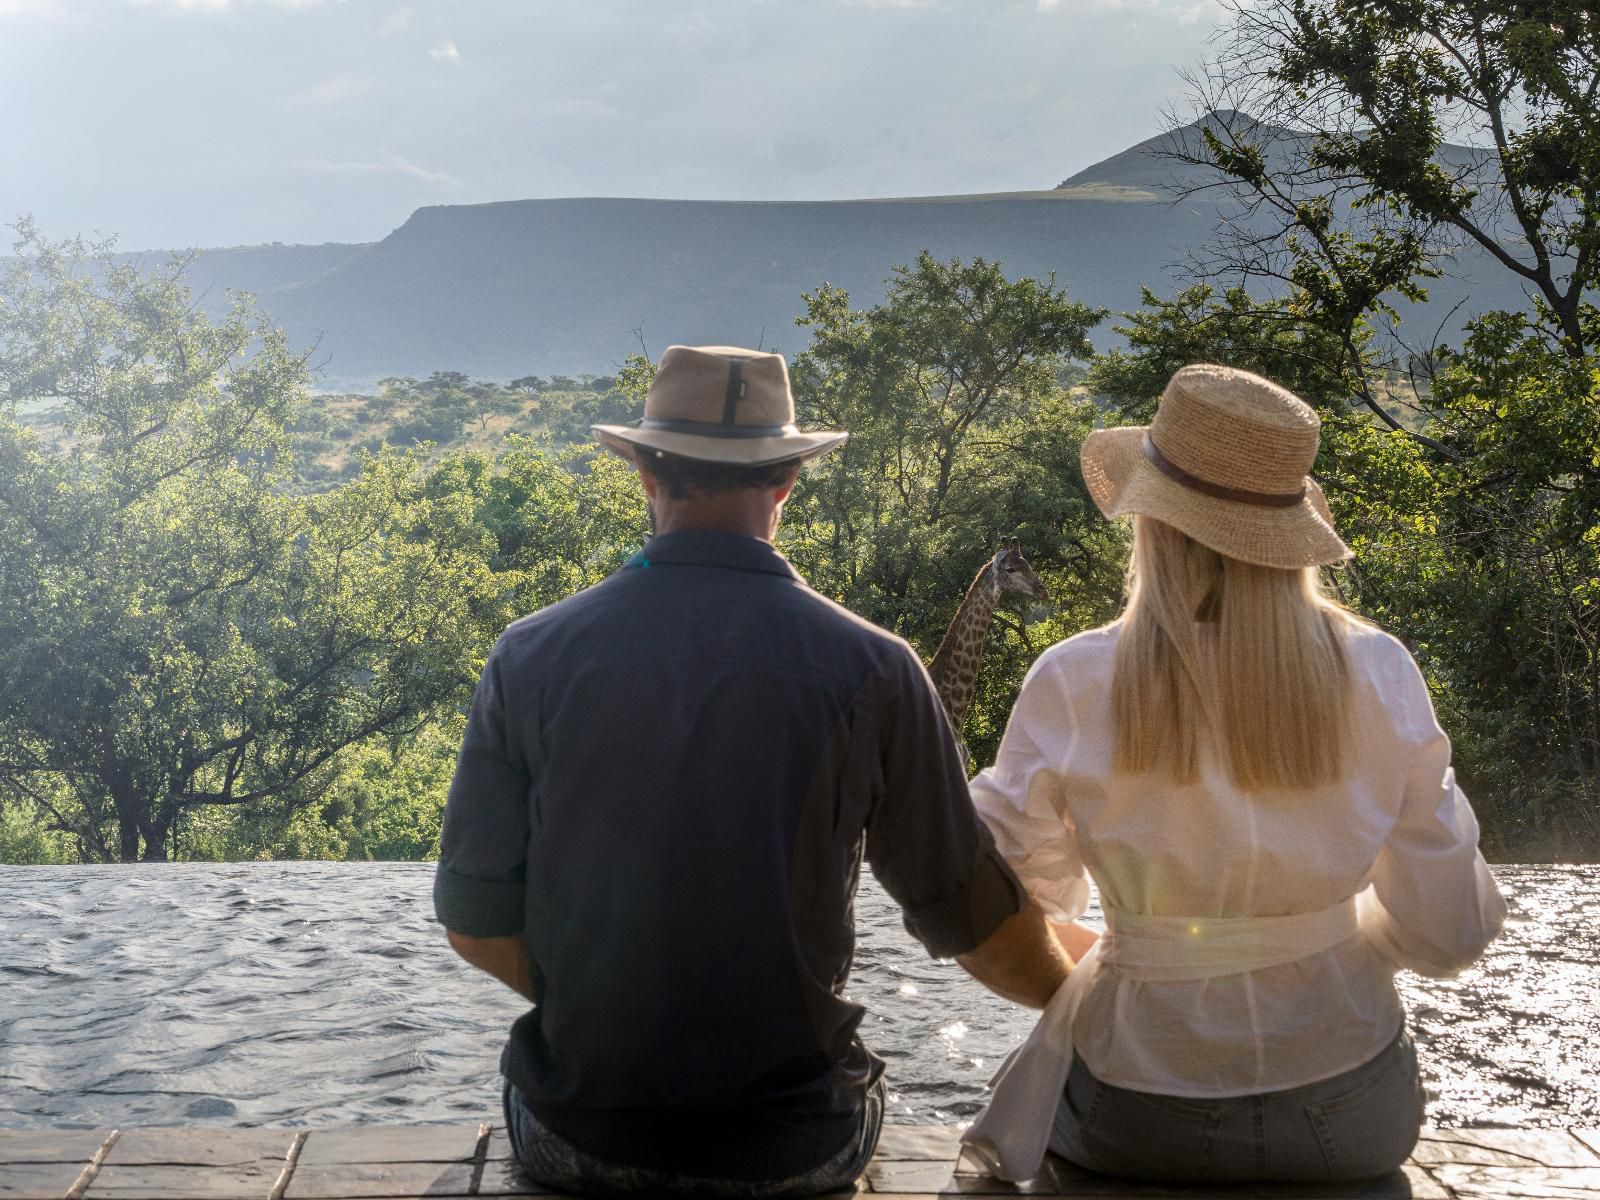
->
475 439 649 610
181 717 466 862
1171 2 1596 406
1085 283 1435 548
0 225 505 861
468 381 522 432
784 254 1124 764
1409 314 1600 851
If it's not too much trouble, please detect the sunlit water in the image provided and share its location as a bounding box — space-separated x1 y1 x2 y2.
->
1 863 1594 1129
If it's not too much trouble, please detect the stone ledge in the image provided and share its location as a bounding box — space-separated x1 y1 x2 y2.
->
2 1124 1597 1199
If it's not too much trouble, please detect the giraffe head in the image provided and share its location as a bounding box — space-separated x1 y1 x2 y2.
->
989 537 1051 604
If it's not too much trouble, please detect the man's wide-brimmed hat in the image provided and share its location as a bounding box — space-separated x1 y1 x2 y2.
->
593 345 847 467
1080 364 1351 569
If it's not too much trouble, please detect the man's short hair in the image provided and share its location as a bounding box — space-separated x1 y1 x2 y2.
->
637 449 803 500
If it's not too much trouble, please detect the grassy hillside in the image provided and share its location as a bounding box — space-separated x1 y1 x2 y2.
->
18 372 643 494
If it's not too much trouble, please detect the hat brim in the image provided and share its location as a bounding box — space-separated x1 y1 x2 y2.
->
1081 426 1350 569
593 424 848 467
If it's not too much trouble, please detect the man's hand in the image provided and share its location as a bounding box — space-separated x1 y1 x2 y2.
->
956 900 1072 1009
445 928 537 1002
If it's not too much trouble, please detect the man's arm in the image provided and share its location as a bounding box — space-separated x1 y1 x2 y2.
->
957 899 1072 1009
433 644 536 988
445 929 536 1002
1051 919 1101 963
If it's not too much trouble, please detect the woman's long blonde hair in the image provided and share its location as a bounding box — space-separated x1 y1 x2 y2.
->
1111 515 1357 791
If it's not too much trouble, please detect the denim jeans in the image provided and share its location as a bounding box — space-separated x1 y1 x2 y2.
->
502 1078 885 1198
1049 1027 1425 1184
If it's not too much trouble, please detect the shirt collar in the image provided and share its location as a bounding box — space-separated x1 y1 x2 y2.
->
631 530 802 581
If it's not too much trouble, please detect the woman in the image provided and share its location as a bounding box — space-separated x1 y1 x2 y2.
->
964 364 1505 1185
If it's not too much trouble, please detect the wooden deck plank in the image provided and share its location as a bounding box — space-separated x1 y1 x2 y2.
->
7 1123 1600 1198
868 1154 1175 1195
296 1127 483 1168
0 1162 91 1200
1412 1129 1600 1169
1241 1167 1449 1199
102 1127 297 1168
0 1129 108 1165
1424 1164 1600 1198
477 1128 515 1164
87 1129 295 1200
471 1157 569 1198
283 1161 477 1199
471 1130 547 1198
83 1163 285 1199
874 1125 965 1162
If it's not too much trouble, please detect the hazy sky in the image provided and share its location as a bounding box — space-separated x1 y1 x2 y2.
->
1 0 1227 250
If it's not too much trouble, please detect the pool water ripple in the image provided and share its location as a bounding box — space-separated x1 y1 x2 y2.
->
0 862 1594 1129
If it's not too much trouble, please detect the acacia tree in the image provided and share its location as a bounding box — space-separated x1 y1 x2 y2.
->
1173 2 1596 361
0 225 504 861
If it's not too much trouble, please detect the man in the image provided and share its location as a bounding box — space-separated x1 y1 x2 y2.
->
434 345 1071 1197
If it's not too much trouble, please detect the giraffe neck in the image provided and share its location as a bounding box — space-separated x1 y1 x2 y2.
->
929 564 1001 734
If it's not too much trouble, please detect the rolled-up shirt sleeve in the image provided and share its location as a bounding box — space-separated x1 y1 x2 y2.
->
433 641 532 938
1359 647 1506 978
969 652 1090 924
864 646 1025 960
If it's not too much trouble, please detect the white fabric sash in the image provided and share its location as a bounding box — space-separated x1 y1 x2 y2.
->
960 896 1362 1182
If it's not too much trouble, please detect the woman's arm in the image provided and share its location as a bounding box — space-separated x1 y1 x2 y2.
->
1362 640 1506 977
968 651 1092 926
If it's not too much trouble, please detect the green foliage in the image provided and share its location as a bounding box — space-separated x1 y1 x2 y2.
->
182 719 463 861
784 254 1125 767
532 384 643 446
0 789 75 864
0 220 656 865
1395 314 1600 852
262 372 642 486
6 174 1593 862
1270 1 1598 304
318 720 463 860
1205 0 1596 351
0 225 508 862
474 439 649 610
1087 283 1366 419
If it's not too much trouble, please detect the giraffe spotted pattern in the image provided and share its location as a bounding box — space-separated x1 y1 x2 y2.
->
927 539 1050 747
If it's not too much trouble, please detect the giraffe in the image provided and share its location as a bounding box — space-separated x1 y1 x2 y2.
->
927 538 1051 754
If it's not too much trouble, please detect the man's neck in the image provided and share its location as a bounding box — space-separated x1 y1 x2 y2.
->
650 497 781 542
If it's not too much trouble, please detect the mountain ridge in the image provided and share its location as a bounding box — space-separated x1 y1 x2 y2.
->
143 116 1520 385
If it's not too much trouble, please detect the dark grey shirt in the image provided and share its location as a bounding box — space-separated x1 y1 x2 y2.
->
434 530 1023 1180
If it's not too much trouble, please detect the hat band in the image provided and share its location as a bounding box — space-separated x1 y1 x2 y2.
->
638 416 798 440
1143 433 1307 509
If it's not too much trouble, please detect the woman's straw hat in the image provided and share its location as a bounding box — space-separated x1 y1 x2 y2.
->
593 344 847 467
1080 364 1350 569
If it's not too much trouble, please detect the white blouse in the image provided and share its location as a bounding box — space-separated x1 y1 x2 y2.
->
969 619 1507 1098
